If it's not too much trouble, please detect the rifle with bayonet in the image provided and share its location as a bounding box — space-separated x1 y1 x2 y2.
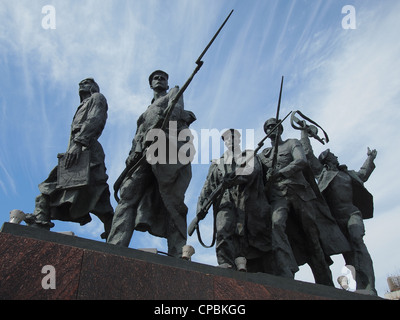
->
113 9 234 202
188 111 292 243
271 76 284 170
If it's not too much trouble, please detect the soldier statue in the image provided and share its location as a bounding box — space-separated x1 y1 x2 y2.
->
107 70 196 258
25 78 114 239
196 129 271 271
258 118 349 286
301 127 377 295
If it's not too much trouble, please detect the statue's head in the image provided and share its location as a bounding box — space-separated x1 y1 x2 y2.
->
319 149 339 167
149 70 169 92
222 129 241 150
79 78 100 100
263 118 283 137
221 129 241 140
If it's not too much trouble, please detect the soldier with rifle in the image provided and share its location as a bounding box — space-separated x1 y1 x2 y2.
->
107 70 195 257
259 117 331 283
194 129 271 271
107 11 234 258
257 79 350 285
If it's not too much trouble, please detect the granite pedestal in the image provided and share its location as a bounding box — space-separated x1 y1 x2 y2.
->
0 223 381 300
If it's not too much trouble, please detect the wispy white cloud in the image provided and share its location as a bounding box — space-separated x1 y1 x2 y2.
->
0 158 16 196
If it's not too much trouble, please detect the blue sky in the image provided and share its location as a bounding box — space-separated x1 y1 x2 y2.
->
1 0 400 297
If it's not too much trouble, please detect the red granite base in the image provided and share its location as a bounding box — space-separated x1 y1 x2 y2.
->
0 232 82 300
0 223 381 300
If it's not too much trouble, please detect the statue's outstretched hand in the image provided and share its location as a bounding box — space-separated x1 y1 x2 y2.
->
367 147 377 159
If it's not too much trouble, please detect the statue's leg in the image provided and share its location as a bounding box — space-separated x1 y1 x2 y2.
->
107 178 138 247
270 200 296 278
166 221 187 258
215 208 236 268
25 194 55 229
298 199 334 286
92 187 114 239
346 213 377 295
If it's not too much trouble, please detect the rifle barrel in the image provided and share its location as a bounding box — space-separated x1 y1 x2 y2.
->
196 10 234 64
272 76 285 168
161 9 233 131
275 76 284 120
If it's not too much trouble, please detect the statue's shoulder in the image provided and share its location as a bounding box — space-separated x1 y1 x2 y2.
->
168 86 180 96
282 138 303 152
285 138 301 146
90 92 107 105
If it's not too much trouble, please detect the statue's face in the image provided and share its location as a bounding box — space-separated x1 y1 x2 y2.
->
79 79 93 94
150 73 169 91
265 123 282 139
224 133 241 151
325 152 339 167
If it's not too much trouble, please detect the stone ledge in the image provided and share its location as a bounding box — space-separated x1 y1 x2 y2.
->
0 223 381 300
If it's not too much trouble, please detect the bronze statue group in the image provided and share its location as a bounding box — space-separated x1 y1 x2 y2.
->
20 71 378 296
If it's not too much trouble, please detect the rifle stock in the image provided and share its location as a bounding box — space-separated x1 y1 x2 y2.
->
113 166 129 201
187 216 200 237
113 154 147 202
188 183 224 236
